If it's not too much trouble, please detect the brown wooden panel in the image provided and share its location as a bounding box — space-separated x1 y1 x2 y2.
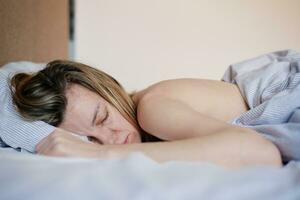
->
0 0 68 66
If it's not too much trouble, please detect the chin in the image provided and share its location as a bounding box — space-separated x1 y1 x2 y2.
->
131 132 142 143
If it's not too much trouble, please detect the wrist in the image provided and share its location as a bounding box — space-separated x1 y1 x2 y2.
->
104 145 124 159
85 143 110 159
88 144 125 160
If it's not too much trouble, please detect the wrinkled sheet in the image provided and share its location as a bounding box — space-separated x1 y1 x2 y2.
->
0 149 300 200
222 49 300 162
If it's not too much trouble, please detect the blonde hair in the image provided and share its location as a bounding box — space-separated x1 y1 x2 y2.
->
10 60 162 142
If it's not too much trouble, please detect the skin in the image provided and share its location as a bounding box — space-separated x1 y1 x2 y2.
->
58 84 142 145
133 78 251 140
35 78 282 169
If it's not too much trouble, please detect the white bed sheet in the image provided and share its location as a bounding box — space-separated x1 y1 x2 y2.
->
0 148 299 200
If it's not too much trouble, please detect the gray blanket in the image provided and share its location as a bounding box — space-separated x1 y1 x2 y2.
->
222 49 300 163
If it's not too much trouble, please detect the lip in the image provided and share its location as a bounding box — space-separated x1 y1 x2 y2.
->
123 134 130 144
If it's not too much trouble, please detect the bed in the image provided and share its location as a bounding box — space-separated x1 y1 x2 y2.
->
0 147 300 200
1 1 300 200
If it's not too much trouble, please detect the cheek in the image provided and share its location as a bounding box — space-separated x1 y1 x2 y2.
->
115 115 135 131
109 107 138 133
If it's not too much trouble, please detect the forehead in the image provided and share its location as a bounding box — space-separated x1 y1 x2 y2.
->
59 84 106 131
66 84 103 103
64 84 106 117
66 84 94 97
65 84 107 111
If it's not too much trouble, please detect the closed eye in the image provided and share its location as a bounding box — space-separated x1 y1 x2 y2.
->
102 109 109 123
88 136 103 145
97 107 109 125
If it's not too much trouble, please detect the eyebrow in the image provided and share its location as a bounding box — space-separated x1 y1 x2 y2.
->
92 103 100 126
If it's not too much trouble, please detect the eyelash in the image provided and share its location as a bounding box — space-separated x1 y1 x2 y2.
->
103 111 109 122
88 136 103 145
97 110 109 125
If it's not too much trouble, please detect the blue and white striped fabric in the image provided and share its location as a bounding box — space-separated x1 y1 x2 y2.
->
0 62 56 153
222 49 300 163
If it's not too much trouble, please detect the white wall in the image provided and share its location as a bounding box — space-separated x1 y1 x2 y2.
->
75 0 300 92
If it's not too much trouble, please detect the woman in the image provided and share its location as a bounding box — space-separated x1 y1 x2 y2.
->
9 60 282 169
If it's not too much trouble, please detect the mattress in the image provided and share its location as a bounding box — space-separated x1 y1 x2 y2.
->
0 148 300 200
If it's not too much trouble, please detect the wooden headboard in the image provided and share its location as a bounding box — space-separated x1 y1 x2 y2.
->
0 0 69 66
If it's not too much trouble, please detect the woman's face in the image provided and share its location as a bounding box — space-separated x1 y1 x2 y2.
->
58 84 142 145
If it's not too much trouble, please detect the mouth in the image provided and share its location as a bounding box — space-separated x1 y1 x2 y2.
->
123 134 130 144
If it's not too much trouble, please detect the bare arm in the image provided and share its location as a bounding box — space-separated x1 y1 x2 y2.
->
137 94 241 140
36 95 282 169
106 95 282 168
132 78 249 124
105 128 282 169
36 126 282 169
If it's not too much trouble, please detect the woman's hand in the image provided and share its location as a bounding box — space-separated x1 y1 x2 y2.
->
35 128 109 159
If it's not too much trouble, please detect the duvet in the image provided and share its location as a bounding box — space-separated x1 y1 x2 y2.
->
0 148 299 200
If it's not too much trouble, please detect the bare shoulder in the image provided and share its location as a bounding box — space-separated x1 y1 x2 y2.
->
134 78 249 123
131 81 163 104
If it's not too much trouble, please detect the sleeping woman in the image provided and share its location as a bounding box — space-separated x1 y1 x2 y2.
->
8 59 282 169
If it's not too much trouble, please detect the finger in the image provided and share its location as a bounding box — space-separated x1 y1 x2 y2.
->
35 132 58 154
35 135 51 153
